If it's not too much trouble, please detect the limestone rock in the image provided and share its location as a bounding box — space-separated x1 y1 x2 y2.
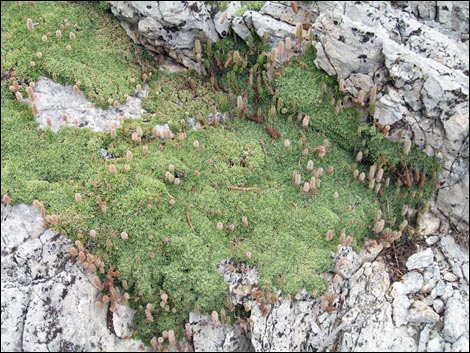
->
406 248 434 270
333 246 362 279
109 1 219 73
31 77 143 133
439 235 469 281
311 1 469 232
407 300 440 325
1 204 148 352
249 11 296 47
402 271 424 294
213 1 241 38
190 312 253 352
443 296 469 343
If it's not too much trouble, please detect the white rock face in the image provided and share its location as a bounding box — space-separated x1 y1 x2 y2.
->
406 248 435 270
109 1 219 74
31 77 143 133
311 1 469 232
1 204 147 352
443 296 469 343
190 312 253 352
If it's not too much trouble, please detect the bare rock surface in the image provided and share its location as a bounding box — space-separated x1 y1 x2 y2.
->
1 203 147 352
31 77 144 133
311 1 469 232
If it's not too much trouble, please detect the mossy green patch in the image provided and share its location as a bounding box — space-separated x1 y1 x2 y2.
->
1 1 440 347
1 1 142 106
207 1 265 13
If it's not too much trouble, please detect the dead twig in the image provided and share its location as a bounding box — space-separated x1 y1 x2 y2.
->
186 211 194 230
227 186 261 192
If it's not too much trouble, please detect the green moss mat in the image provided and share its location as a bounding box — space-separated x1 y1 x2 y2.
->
1 1 440 345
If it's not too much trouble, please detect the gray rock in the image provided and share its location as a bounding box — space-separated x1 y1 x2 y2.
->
407 300 440 325
231 15 252 42
422 265 442 293
250 298 323 352
427 335 444 352
443 296 468 343
113 303 135 339
434 280 446 297
109 1 219 72
311 0 469 233
1 203 44 255
249 11 296 47
419 212 441 237
402 271 424 294
406 248 434 270
418 325 431 352
439 235 469 281
214 2 241 38
444 272 459 282
260 1 313 25
452 335 470 352
333 246 362 279
190 312 253 352
1 204 149 352
218 259 259 307
393 295 411 327
441 283 456 301
433 299 445 314
31 77 143 133
426 235 440 246
0 286 30 352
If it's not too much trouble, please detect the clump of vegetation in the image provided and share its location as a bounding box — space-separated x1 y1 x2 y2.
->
207 1 265 13
1 1 440 348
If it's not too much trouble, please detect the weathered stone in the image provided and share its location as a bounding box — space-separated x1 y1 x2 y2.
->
427 334 444 352
333 246 362 279
311 0 469 232
393 295 411 327
443 296 468 343
433 299 445 314
249 11 296 47
452 335 470 352
402 271 424 294
422 265 442 293
31 77 143 133
444 272 459 282
426 235 440 246
213 1 241 38
190 312 254 352
109 1 219 73
218 260 259 306
1 204 149 352
406 248 434 270
419 212 441 237
231 15 252 42
407 300 440 325
1 203 44 255
260 1 313 25
439 235 469 281
112 303 135 339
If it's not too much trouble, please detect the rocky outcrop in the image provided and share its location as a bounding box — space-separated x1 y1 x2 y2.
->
109 1 219 73
1 203 147 352
190 312 254 352
206 228 468 352
311 1 469 232
392 1 469 45
29 77 144 133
